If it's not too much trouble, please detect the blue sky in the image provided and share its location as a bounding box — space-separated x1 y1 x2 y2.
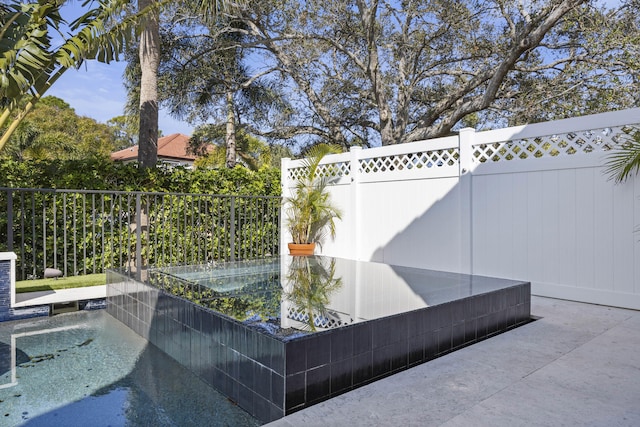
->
48 59 194 136
47 2 194 136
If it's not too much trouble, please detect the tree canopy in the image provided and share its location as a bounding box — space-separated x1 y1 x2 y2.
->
225 0 639 147
124 1 288 167
5 0 638 169
0 96 125 161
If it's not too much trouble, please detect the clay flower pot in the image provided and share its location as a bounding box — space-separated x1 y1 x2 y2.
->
288 242 316 256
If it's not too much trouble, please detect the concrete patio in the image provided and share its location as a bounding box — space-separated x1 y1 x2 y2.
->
266 296 640 426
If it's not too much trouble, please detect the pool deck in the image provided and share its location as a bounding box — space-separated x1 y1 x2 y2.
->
265 296 640 426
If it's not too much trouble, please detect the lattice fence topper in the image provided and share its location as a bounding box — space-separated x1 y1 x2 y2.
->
473 125 637 163
287 161 351 182
286 306 353 330
359 148 460 174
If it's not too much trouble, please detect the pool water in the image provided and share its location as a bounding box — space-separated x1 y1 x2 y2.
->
159 259 280 293
0 310 259 427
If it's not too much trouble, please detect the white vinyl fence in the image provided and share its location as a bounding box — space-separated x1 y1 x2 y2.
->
281 108 640 310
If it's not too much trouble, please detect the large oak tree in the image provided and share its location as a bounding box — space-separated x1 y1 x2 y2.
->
234 0 639 147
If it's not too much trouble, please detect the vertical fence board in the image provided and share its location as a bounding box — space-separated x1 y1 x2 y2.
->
511 172 529 279
282 108 640 309
557 169 577 288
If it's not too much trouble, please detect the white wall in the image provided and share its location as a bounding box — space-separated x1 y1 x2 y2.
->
282 108 640 310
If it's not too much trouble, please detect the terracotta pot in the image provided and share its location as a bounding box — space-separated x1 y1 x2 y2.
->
288 242 316 256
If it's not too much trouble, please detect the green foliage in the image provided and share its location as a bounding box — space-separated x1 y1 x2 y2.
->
0 157 281 195
192 124 293 170
0 1 61 109
107 115 138 148
1 96 121 160
285 144 342 245
605 127 640 183
1 0 136 149
1 188 281 280
0 159 281 279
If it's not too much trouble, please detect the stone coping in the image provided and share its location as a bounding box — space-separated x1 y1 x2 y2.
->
0 252 17 261
13 285 107 308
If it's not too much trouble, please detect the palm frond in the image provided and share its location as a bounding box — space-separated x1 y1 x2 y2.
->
604 128 640 183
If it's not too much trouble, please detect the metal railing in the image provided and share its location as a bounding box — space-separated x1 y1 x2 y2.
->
0 188 281 281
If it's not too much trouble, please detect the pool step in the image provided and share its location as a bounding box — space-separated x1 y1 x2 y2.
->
50 301 80 315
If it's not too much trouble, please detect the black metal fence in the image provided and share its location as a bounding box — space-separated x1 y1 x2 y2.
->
0 188 281 281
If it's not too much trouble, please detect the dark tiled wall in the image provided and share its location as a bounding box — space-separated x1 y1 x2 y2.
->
106 271 286 423
283 282 531 414
0 258 49 322
0 259 11 321
107 268 530 423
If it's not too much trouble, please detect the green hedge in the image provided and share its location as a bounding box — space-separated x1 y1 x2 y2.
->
0 159 282 279
0 158 281 196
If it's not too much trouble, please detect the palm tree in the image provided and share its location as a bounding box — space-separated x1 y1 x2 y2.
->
0 0 229 162
136 0 231 169
136 0 160 169
137 9 283 170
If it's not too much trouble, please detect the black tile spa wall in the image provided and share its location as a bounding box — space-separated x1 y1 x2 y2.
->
283 282 531 415
106 269 531 422
106 271 286 423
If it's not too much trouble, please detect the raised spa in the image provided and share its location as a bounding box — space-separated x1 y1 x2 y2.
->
106 256 531 423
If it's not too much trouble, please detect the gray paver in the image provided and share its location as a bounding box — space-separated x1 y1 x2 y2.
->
265 296 640 427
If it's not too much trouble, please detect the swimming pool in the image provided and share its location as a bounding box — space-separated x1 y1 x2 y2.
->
107 255 531 423
0 310 259 426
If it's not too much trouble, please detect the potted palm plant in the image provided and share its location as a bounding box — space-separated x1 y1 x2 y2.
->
285 144 342 255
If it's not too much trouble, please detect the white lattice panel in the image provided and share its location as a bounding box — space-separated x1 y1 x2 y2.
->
359 149 459 174
472 125 633 163
286 161 350 182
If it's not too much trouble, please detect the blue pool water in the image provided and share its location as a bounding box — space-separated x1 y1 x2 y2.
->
0 310 259 426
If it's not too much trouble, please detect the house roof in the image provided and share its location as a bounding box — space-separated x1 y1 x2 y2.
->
110 133 198 162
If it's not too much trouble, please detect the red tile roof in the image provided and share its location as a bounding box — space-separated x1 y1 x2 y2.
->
110 133 198 162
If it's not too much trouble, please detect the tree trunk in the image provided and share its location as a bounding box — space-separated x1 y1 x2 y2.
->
225 90 236 168
137 0 159 169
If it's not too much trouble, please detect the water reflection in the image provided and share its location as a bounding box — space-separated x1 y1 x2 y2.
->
282 256 343 331
147 256 527 336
